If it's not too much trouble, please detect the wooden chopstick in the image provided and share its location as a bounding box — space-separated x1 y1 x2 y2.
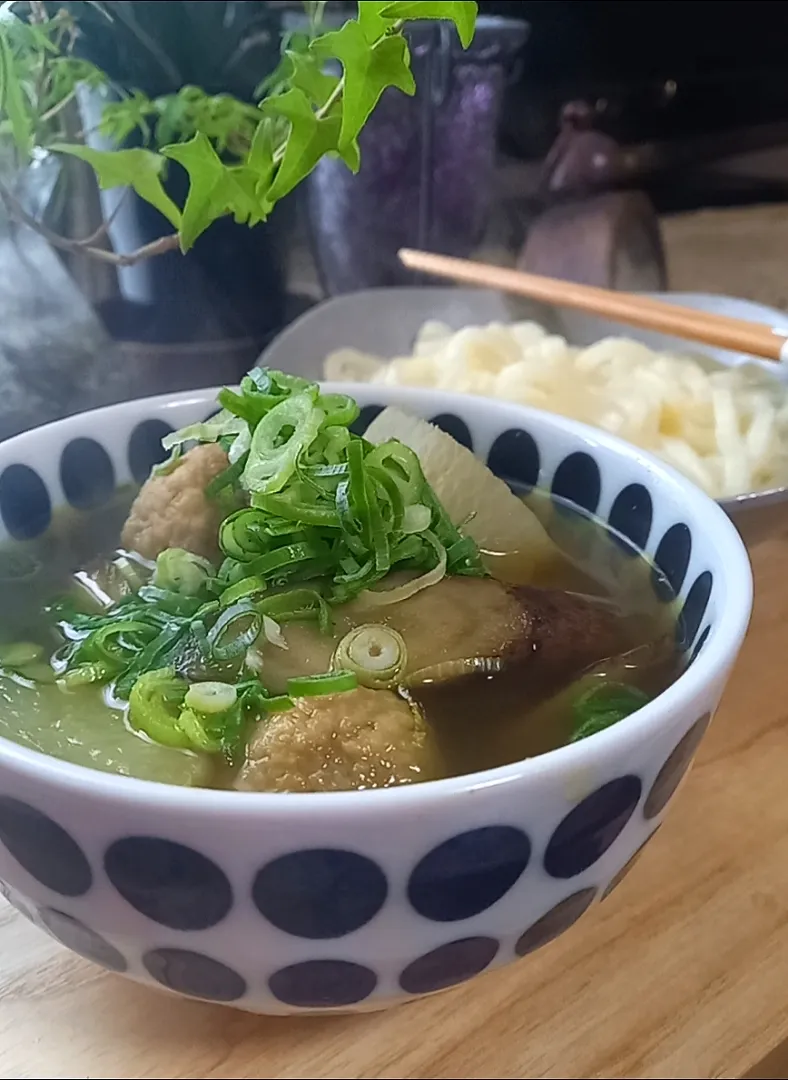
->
398 248 788 364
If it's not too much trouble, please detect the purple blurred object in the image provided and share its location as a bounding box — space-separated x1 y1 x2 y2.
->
305 15 528 295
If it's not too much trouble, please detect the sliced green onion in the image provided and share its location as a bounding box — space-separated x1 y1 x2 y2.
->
111 553 149 592
366 440 424 504
319 426 351 464
357 532 447 608
258 588 332 633
302 462 349 481
0 642 44 668
287 670 358 697
365 476 390 574
421 485 485 576
271 370 317 396
252 490 340 528
347 439 372 544
221 575 267 606
334 624 407 688
335 479 367 558
246 540 330 580
368 465 405 533
571 682 649 743
57 661 114 689
205 451 249 498
242 392 324 495
175 708 222 753
114 623 191 700
90 621 158 664
446 536 483 573
219 508 270 562
259 693 295 712
135 586 204 618
317 393 360 428
244 367 274 393
152 445 183 477
162 410 244 452
184 681 238 714
207 601 262 660
402 504 431 534
218 386 279 425
128 669 191 749
153 549 215 596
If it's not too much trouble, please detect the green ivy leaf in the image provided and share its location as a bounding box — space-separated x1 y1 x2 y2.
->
99 90 156 145
161 132 260 250
379 2 478 48
49 144 182 229
356 1 393 43
230 121 276 227
247 118 275 179
287 49 339 108
261 87 342 203
314 20 415 151
0 29 33 160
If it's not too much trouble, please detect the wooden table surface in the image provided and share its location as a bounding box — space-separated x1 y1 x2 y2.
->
0 518 786 1080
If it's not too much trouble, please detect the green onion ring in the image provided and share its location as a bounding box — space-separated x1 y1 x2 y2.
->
207 601 262 660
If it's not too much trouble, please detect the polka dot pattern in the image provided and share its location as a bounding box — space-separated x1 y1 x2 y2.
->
515 889 597 957
38 908 127 971
677 572 713 651
0 797 92 896
104 837 232 930
0 464 51 540
350 403 384 435
608 483 653 554
601 830 660 900
59 438 115 511
644 714 711 820
429 413 473 450
399 937 499 995
544 776 642 879
252 849 387 939
551 452 601 515
128 419 174 483
0 388 735 1011
268 960 377 1008
652 523 692 601
0 880 37 921
408 826 531 922
487 427 540 490
690 625 711 665
143 948 247 1002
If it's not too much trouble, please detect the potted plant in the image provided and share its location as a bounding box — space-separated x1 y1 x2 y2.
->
0 1 478 404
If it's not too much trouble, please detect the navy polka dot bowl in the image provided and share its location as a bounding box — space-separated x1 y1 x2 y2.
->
0 384 752 1013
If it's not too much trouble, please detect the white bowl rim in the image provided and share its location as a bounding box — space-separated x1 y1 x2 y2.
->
0 384 753 816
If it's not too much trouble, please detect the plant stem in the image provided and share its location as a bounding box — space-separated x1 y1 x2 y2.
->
0 178 179 266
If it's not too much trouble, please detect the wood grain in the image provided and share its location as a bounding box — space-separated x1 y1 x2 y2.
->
1 528 787 1080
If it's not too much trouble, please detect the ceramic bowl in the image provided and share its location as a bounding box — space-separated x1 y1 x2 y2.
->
261 286 788 546
0 384 752 1014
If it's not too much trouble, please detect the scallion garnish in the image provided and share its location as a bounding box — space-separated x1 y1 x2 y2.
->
570 682 649 742
287 670 358 697
51 364 489 758
333 625 407 689
207 601 262 661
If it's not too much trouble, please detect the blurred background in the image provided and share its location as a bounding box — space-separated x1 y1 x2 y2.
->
3 0 788 433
